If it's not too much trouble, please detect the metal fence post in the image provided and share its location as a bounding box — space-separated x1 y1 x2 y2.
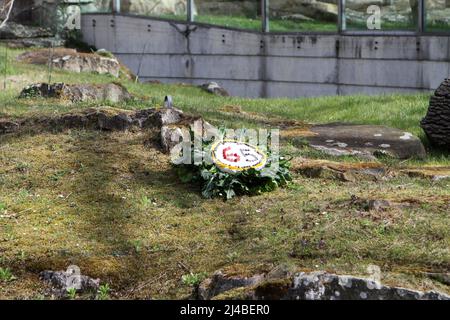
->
262 0 269 33
187 0 194 23
338 0 346 33
418 0 425 33
113 0 121 13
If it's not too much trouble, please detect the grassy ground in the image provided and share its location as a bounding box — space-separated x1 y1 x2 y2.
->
0 45 449 299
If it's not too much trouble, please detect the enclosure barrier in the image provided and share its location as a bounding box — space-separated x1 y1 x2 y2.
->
100 0 448 35
81 1 450 97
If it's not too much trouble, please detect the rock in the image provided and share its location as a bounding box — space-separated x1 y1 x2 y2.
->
401 167 450 182
421 78 450 149
0 119 20 134
280 13 315 22
199 82 230 97
119 0 195 16
161 125 185 154
19 82 132 103
0 106 187 136
276 272 450 300
160 117 216 154
196 0 254 17
98 112 134 131
151 107 184 126
198 270 265 300
17 48 120 77
40 266 100 296
2 37 66 48
345 0 385 10
198 269 450 300
291 158 389 182
368 199 391 211
424 272 450 286
270 0 338 22
0 22 54 39
306 124 427 160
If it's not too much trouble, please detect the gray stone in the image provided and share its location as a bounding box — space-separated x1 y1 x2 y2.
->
0 22 53 39
1 37 66 48
98 112 134 131
19 82 132 103
279 272 449 300
0 119 20 134
198 271 265 300
40 266 100 296
199 82 230 97
198 269 450 300
17 48 120 78
306 124 427 160
421 78 450 149
368 199 391 211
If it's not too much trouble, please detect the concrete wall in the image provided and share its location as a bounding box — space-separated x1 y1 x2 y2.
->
81 13 450 98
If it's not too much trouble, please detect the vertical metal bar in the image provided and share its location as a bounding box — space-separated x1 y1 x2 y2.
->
262 0 269 33
3 45 7 90
187 0 194 23
113 0 121 13
338 0 346 33
418 0 425 33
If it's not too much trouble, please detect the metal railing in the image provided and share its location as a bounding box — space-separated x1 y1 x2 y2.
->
108 0 447 35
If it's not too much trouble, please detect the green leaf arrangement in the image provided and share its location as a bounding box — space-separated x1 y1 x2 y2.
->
174 129 292 200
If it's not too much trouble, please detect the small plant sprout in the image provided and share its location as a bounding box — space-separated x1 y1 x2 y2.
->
97 284 111 300
0 267 16 282
66 287 77 300
226 251 239 263
140 195 152 207
181 272 207 287
132 239 143 254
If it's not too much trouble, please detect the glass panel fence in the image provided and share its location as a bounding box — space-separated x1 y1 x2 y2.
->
112 0 187 21
344 0 417 31
82 0 113 14
425 0 450 32
194 0 261 31
269 0 338 32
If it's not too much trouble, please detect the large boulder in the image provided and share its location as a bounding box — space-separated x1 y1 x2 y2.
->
0 106 187 135
421 79 450 149
199 82 230 97
198 268 450 300
0 22 53 39
305 124 427 160
19 82 132 103
40 266 100 297
17 48 120 78
270 0 338 21
117 0 193 16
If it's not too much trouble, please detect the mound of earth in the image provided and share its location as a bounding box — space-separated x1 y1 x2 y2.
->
16 48 121 77
421 78 450 149
305 124 426 160
198 268 450 300
19 82 132 103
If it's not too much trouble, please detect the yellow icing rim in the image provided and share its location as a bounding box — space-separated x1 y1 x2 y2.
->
210 139 268 172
